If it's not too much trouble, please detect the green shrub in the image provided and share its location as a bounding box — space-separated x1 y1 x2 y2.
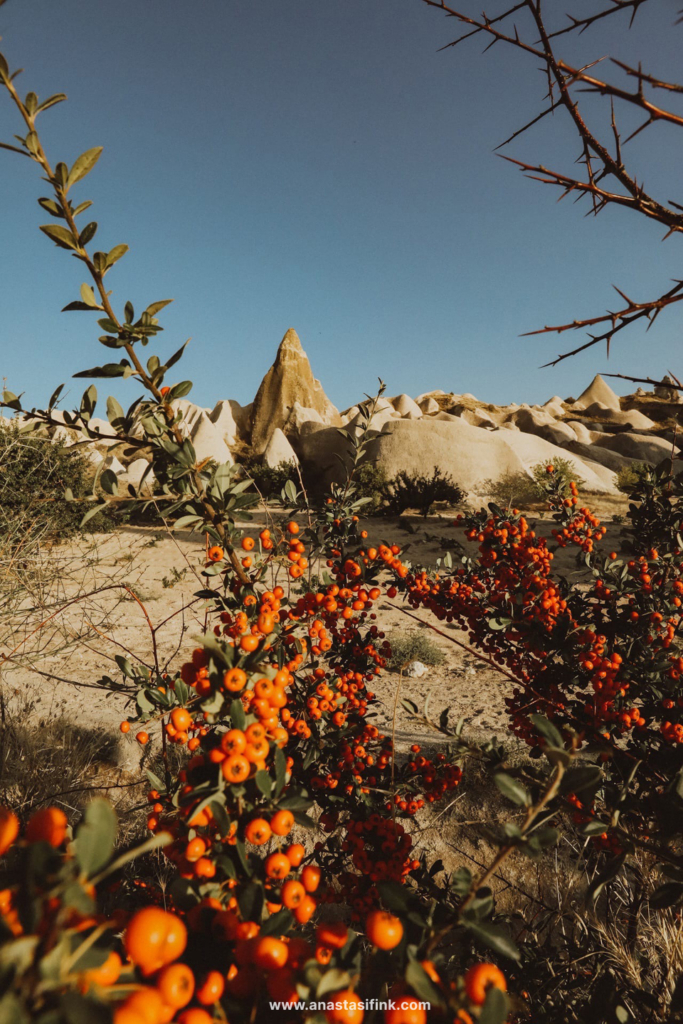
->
386 630 446 671
0 420 117 542
241 458 298 499
354 461 389 512
383 467 464 517
482 470 543 509
483 458 586 510
616 461 651 494
531 457 584 496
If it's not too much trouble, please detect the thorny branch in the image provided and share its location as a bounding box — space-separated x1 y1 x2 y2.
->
420 0 683 371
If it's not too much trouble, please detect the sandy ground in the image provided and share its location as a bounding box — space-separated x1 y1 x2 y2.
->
2 494 631 759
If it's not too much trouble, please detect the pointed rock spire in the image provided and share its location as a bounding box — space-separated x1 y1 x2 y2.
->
250 329 340 453
572 374 621 412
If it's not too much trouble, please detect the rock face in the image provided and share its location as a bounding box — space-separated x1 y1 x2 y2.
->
263 428 298 469
191 413 234 465
591 432 676 465
572 374 621 412
250 329 341 454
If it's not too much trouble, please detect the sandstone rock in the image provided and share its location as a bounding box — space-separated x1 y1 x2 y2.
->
498 431 618 493
542 396 566 418
367 419 528 493
590 431 676 465
565 420 593 444
509 408 576 446
190 412 233 465
340 405 360 425
418 397 440 415
654 375 681 401
582 403 655 431
389 394 423 418
459 409 497 429
405 661 427 679
283 402 324 437
208 400 242 447
572 374 621 412
250 329 341 453
263 428 298 469
171 399 207 435
123 458 154 491
106 456 125 477
565 441 640 474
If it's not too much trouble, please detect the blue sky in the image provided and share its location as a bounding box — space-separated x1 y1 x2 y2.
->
0 0 681 414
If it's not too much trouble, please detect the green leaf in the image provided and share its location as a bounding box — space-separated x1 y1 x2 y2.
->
99 469 118 496
75 799 117 877
0 993 29 1024
36 93 67 113
106 395 125 428
317 969 352 998
274 745 286 797
285 479 298 503
229 698 246 731
255 770 272 798
377 880 409 913
79 221 97 246
40 223 78 250
405 961 443 1007
530 714 563 748
145 299 174 317
80 503 106 528
38 197 63 218
494 773 530 807
66 146 103 190
463 919 520 961
105 244 129 269
479 986 509 1024
60 991 111 1024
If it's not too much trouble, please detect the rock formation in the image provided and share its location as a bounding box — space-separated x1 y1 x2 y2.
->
250 329 341 454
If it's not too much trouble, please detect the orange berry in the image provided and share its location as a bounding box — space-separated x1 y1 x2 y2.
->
316 920 348 949
119 721 130 734
178 1010 213 1024
285 843 305 867
301 864 321 893
253 935 289 971
265 852 291 880
207 546 224 562
0 808 19 857
25 807 67 847
135 731 149 745
245 818 272 845
293 894 316 924
366 909 403 950
270 809 295 837
117 988 165 1024
156 962 195 1009
325 988 364 1023
195 970 225 1006
124 908 187 975
171 708 192 732
221 754 250 784
463 963 507 1006
281 879 306 909
83 950 121 987
223 668 247 692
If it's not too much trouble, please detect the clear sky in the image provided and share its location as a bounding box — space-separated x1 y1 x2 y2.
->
0 0 681 414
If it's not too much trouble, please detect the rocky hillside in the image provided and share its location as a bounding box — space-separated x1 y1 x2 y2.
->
7 329 682 498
